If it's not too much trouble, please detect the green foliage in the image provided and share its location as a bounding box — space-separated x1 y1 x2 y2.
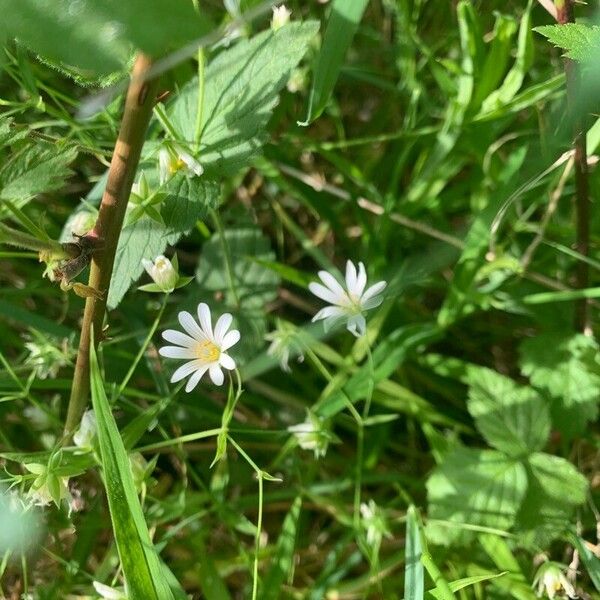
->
535 23 600 62
404 506 425 600
520 332 600 438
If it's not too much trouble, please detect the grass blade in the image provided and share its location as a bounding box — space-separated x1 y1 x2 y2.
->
404 506 424 600
89 336 175 600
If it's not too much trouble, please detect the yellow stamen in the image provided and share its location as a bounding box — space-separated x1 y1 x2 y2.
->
169 157 186 174
195 340 220 362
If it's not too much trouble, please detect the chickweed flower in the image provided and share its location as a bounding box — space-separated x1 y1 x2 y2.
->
288 412 331 458
141 255 179 293
271 5 291 30
73 410 96 451
533 561 577 599
265 320 306 373
93 581 127 600
309 260 387 337
24 331 72 379
158 144 203 184
25 463 71 510
360 500 392 547
159 303 240 390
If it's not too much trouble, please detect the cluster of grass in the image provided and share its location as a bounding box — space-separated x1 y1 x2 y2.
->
1 1 600 598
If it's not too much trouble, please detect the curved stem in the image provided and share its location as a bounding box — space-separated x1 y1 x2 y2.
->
63 54 161 440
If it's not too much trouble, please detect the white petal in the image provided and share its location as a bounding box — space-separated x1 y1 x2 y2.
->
161 329 195 347
178 311 205 341
317 270 346 298
312 306 345 322
141 258 153 275
158 149 170 185
209 365 225 386
170 360 203 383
221 329 240 350
361 280 387 303
347 314 366 337
355 262 367 296
345 261 358 293
197 303 213 338
185 364 209 392
309 282 343 305
219 353 236 370
362 294 384 311
213 313 233 344
159 346 196 359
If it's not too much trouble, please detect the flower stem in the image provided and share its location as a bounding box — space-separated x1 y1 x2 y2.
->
63 54 161 440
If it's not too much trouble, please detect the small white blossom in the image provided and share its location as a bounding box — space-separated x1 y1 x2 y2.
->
69 210 96 236
24 332 72 379
73 410 96 450
288 412 330 458
271 5 291 30
309 260 387 337
93 581 127 600
159 303 240 391
141 255 179 293
265 320 306 373
25 463 72 510
158 145 203 184
533 561 577 599
360 499 392 547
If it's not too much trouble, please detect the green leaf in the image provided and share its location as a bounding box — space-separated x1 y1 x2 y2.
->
195 225 280 363
300 0 369 125
535 23 600 62
570 534 600 592
108 176 219 308
0 142 76 206
1 0 211 76
426 448 527 545
262 496 302 600
89 337 175 600
169 21 319 176
404 506 424 600
426 572 507 599
195 536 232 600
519 332 600 438
466 367 550 457
516 453 587 543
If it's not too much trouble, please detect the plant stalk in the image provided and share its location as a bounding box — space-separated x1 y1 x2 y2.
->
64 54 160 439
555 0 591 333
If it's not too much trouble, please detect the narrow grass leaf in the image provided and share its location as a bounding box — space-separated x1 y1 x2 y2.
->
404 506 424 600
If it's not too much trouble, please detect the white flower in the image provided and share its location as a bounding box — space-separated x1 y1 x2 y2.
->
25 463 71 509
73 410 96 450
271 5 291 30
265 320 306 373
93 581 127 600
159 303 240 390
288 412 330 458
158 145 203 184
141 255 179 293
533 561 577 599
309 260 387 337
360 499 392 547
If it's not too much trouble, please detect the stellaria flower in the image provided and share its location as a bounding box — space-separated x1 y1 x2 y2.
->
158 144 203 184
360 499 392 547
24 463 72 510
141 255 179 293
309 260 387 337
73 410 96 451
288 412 331 458
159 303 240 391
533 561 577 599
93 581 127 600
271 5 291 30
265 320 306 373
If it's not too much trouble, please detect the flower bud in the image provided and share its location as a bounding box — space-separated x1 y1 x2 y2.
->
271 5 291 31
141 255 179 293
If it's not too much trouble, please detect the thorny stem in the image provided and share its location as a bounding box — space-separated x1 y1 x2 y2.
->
63 55 161 440
555 0 591 333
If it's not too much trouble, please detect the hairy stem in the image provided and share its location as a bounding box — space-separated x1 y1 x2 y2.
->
64 55 160 439
555 0 591 333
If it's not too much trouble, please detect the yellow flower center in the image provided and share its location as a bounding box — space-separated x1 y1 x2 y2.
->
169 157 186 174
195 340 220 362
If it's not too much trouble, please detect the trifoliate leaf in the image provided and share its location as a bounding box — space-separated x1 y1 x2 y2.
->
467 367 550 457
169 21 319 177
535 23 600 63
426 447 528 545
519 333 600 438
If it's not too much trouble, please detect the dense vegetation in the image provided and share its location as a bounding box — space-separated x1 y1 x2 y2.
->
1 1 600 598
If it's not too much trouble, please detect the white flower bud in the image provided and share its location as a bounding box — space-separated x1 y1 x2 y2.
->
271 5 291 31
141 255 179 292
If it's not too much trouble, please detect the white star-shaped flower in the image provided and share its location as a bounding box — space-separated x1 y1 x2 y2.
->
159 303 240 391
271 5 291 30
309 260 387 337
158 145 203 185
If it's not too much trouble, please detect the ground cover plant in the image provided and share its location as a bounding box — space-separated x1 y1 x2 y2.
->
2 0 600 598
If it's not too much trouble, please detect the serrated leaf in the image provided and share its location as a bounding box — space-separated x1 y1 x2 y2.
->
426 447 527 545
108 176 219 308
169 21 319 176
89 338 175 600
535 23 600 63
516 453 587 544
466 367 550 457
519 332 600 438
1 0 212 76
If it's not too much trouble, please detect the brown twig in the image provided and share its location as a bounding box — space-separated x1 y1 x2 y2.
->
555 0 591 333
63 54 160 439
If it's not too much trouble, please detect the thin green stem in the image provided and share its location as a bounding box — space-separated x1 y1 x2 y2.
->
194 48 206 150
211 209 240 307
114 294 168 399
136 428 222 453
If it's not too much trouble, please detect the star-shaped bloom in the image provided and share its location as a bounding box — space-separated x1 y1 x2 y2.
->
533 561 577 599
309 260 387 337
159 303 240 391
158 144 203 184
